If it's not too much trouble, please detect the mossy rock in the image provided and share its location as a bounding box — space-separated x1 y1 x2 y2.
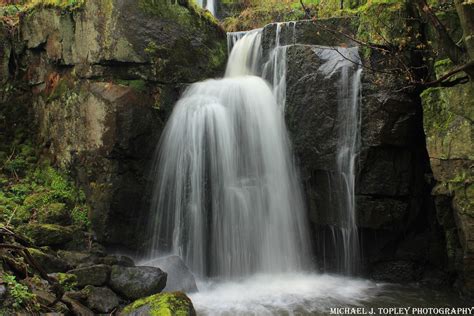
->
121 292 196 316
37 202 71 225
18 224 74 246
28 248 71 273
55 273 78 291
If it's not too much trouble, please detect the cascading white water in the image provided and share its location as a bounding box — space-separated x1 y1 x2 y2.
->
227 22 296 110
262 22 296 110
314 47 362 274
196 0 216 16
225 29 262 76
148 25 311 278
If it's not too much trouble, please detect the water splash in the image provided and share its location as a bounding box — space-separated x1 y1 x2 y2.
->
191 273 380 315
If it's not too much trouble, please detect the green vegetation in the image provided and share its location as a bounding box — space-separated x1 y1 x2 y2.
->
1 0 84 10
26 0 84 9
3 274 37 310
56 273 78 291
0 83 90 232
222 0 320 31
123 292 195 316
0 151 91 228
139 0 218 27
117 79 148 93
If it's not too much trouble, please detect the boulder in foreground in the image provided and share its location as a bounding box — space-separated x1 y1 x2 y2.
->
121 291 196 316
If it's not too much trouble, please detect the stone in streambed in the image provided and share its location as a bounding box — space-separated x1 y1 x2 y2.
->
18 224 74 247
109 265 167 301
68 264 110 288
82 285 119 313
57 250 100 268
146 256 197 293
97 254 135 267
121 291 196 316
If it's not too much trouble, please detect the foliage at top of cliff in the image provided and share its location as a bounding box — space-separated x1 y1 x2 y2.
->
222 0 320 31
0 0 84 9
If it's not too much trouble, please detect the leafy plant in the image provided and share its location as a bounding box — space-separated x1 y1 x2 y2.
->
56 273 78 291
3 274 36 309
71 205 90 229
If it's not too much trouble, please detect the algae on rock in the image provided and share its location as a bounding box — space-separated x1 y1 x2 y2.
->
122 292 196 316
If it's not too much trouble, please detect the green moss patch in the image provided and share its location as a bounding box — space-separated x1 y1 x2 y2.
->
122 292 196 316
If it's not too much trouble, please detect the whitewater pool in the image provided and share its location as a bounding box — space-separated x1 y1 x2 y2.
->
190 273 473 316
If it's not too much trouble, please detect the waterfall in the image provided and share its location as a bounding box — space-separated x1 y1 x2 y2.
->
225 29 262 76
227 22 296 110
262 22 296 110
313 47 362 274
148 24 311 278
196 0 216 16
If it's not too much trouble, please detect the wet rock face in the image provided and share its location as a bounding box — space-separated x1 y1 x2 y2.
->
277 19 441 274
14 0 227 248
109 265 167 301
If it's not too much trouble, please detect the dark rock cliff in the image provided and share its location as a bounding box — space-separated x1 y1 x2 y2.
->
1 0 227 249
261 18 451 285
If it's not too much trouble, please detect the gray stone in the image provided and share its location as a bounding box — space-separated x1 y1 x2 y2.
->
109 265 167 300
57 250 99 268
68 264 110 288
98 255 135 267
146 256 198 293
63 293 94 316
83 286 119 314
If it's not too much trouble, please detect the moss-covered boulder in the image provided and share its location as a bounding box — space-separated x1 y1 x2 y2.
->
18 224 74 246
121 292 196 316
37 202 71 225
28 248 71 273
68 264 111 288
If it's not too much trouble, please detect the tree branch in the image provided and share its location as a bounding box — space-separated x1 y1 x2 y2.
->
422 60 474 87
299 0 311 19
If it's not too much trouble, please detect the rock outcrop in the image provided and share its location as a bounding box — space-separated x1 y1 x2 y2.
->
263 17 447 281
422 62 474 294
4 0 227 249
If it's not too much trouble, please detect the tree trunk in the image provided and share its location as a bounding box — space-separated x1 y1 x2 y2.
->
414 0 467 65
